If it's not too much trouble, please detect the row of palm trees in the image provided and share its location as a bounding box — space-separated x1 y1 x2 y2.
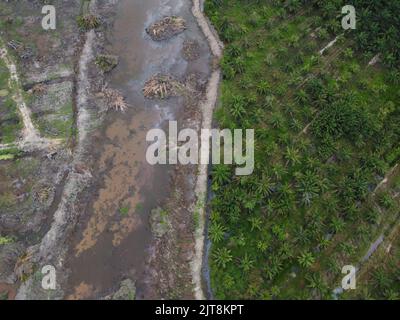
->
206 0 400 299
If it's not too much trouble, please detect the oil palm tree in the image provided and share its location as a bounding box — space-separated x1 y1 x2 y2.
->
255 175 275 197
212 165 231 185
213 247 233 269
209 222 226 243
298 251 315 269
284 146 301 166
230 95 246 119
305 272 328 297
248 216 263 232
256 81 270 96
240 253 255 272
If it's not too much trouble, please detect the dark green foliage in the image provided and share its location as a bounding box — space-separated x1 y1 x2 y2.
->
206 0 400 300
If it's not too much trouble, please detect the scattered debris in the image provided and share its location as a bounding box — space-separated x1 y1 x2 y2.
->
7 40 21 51
29 83 46 95
319 36 339 55
95 54 119 73
150 207 170 238
77 14 101 31
74 163 92 176
104 279 136 300
7 40 33 60
32 182 55 208
45 151 58 160
14 249 35 281
98 84 129 112
184 72 205 96
182 40 200 61
146 16 186 41
143 74 183 99
368 54 381 66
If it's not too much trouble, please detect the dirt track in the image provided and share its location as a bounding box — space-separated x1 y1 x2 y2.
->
190 0 223 300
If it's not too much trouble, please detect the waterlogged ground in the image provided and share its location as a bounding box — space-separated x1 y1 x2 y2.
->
64 0 211 299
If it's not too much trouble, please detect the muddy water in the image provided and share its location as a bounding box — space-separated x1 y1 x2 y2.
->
64 0 210 299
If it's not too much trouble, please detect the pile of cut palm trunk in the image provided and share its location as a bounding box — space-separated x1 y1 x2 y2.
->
143 74 183 99
146 16 186 41
99 84 128 112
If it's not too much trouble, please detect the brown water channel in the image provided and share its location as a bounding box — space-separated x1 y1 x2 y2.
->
64 0 210 299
